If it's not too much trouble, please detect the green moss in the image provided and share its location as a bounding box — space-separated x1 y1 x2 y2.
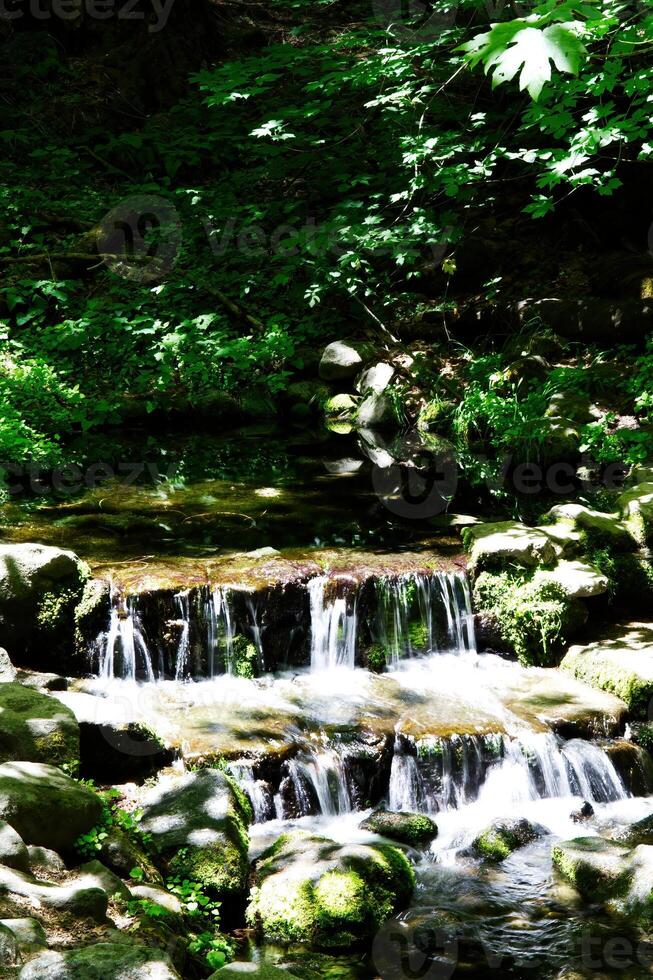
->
562 647 653 718
586 547 653 608
230 634 260 679
324 394 358 418
168 840 247 899
474 569 583 666
552 838 632 901
366 643 388 673
361 810 437 847
36 588 78 632
407 620 429 651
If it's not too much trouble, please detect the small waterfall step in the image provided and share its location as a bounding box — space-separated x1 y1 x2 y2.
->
87 547 472 681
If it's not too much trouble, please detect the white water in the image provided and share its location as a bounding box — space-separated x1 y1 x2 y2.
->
96 593 154 682
308 575 358 671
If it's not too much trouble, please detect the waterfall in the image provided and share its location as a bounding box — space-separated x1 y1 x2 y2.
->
228 762 275 823
309 576 358 671
285 748 354 817
173 592 191 681
206 587 236 676
388 732 627 815
96 594 155 682
439 571 476 653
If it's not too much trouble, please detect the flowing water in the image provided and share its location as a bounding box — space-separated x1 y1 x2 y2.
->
68 484 653 980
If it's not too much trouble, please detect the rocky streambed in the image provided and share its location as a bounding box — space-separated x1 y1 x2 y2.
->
0 449 652 976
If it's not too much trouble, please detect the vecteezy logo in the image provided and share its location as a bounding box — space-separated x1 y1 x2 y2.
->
370 433 458 519
372 0 458 44
96 194 182 283
372 915 459 980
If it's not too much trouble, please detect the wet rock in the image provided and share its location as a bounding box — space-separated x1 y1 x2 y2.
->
622 813 653 847
140 768 252 906
0 761 102 851
321 458 364 475
0 543 87 670
604 741 653 796
319 342 363 382
359 810 437 847
0 917 46 952
75 860 131 901
356 362 394 395
18 943 181 979
356 392 399 429
552 837 632 900
97 827 162 885
0 820 29 871
27 845 66 874
0 865 108 921
471 819 543 862
561 622 653 718
571 801 594 823
15 670 68 692
0 683 79 767
324 393 358 418
247 830 414 949
462 521 557 570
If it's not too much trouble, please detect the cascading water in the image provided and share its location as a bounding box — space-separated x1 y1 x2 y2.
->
284 747 354 817
309 576 358 671
206 586 235 676
388 731 627 816
173 592 191 681
95 593 155 682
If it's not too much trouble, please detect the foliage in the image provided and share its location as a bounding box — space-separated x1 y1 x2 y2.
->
74 786 150 858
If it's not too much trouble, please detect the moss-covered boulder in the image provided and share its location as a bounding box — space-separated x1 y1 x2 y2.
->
359 810 437 847
210 965 308 980
534 560 608 598
0 761 102 852
471 819 543 862
0 683 78 767
18 943 181 979
618 482 653 543
462 521 557 571
543 503 636 552
561 623 653 717
97 827 162 885
140 768 252 904
0 820 29 872
0 544 88 669
552 837 633 901
473 570 586 666
247 830 414 949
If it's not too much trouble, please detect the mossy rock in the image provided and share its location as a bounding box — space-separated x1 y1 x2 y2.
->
618 482 653 544
324 394 358 418
140 768 252 903
0 761 101 852
0 683 79 767
359 810 437 848
247 830 414 949
561 623 653 718
18 943 181 979
543 503 637 552
471 818 543 862
474 570 585 666
210 963 308 980
552 837 633 901
462 521 557 571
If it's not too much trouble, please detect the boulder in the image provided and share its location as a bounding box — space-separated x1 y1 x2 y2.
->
618 482 653 543
0 921 18 967
0 865 107 921
27 845 66 874
0 683 79 767
140 768 252 903
318 342 363 382
545 391 594 424
543 504 636 551
471 819 543 862
570 802 594 823
0 820 29 871
359 810 437 848
18 944 181 979
356 362 394 395
74 860 131 901
0 544 87 668
0 917 46 952
247 830 414 949
356 392 399 429
462 521 557 570
0 761 102 851
210 965 305 980
323 394 358 418
97 827 162 885
552 837 632 900
534 561 608 599
129 882 183 917
0 650 16 683
561 622 653 717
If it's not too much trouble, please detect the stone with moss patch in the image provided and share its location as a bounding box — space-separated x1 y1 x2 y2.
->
18 943 181 979
247 830 414 949
359 810 437 848
472 819 543 862
552 837 633 901
543 504 636 552
0 683 79 767
474 570 585 666
561 622 653 718
140 768 252 902
462 521 557 571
